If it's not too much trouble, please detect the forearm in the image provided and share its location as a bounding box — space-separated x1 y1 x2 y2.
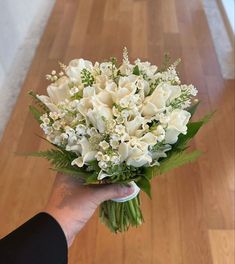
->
0 213 68 264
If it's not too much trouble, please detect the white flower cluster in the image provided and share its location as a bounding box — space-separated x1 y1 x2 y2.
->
37 49 197 180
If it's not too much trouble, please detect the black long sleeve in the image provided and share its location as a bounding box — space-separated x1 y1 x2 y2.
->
0 212 68 264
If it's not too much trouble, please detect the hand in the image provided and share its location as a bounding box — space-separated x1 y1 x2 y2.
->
44 174 134 247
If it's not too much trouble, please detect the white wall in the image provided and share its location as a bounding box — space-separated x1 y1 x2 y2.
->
0 0 55 138
0 0 55 86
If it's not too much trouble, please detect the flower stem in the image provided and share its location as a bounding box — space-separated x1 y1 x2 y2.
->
99 194 144 233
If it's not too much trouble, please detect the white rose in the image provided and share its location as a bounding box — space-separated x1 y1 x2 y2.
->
66 59 93 82
142 83 181 117
47 76 71 104
71 136 96 167
37 95 59 112
106 75 137 104
140 132 157 146
87 104 113 133
118 141 152 167
37 76 70 111
165 109 191 144
125 115 145 136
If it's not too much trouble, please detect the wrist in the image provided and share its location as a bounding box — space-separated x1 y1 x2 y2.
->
44 208 77 247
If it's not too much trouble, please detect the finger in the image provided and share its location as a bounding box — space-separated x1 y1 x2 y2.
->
95 184 135 203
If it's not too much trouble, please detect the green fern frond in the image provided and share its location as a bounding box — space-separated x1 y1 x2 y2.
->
30 148 76 168
145 150 201 179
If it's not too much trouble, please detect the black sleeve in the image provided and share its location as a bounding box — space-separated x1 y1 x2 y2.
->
0 212 68 264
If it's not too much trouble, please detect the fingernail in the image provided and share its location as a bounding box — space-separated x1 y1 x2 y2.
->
123 186 134 195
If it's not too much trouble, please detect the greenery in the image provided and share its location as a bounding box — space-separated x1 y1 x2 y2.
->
29 105 43 124
100 194 143 233
28 91 50 113
81 68 94 86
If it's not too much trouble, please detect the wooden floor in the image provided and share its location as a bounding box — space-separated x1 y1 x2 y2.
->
0 0 234 263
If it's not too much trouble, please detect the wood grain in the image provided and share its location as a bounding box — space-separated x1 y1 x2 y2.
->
0 0 234 263
209 230 235 264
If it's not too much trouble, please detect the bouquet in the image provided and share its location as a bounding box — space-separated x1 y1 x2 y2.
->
28 48 211 232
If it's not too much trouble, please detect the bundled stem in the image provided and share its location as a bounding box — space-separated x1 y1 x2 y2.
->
99 194 144 233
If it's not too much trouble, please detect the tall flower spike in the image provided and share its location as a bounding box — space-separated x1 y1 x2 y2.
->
58 61 67 70
123 47 129 64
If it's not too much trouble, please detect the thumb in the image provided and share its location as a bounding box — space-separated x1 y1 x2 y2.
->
95 184 135 203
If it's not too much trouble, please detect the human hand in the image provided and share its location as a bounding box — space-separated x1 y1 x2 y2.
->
44 174 134 247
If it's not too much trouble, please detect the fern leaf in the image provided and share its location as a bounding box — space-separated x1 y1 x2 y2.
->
29 149 76 168
145 150 201 178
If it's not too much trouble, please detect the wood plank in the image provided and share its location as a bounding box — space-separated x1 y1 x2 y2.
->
209 230 235 264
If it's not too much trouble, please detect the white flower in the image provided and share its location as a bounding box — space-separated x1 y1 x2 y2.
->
95 151 104 161
37 77 71 111
47 76 71 104
118 141 152 167
115 124 126 135
152 125 166 142
135 59 158 77
76 124 86 135
165 109 191 144
103 155 110 162
66 59 93 82
99 140 109 150
49 112 59 121
99 62 113 76
98 160 108 170
86 127 97 137
111 155 120 164
97 170 111 180
52 121 61 130
71 136 97 167
125 115 145 136
140 132 157 146
106 75 137 104
142 83 181 117
110 138 119 149
87 105 113 133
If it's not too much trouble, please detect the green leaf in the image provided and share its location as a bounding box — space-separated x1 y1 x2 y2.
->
148 150 202 177
136 177 152 198
84 173 99 184
133 65 140 75
174 111 214 150
187 101 200 117
29 105 42 124
28 148 76 169
158 53 171 72
52 167 90 178
28 91 50 112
